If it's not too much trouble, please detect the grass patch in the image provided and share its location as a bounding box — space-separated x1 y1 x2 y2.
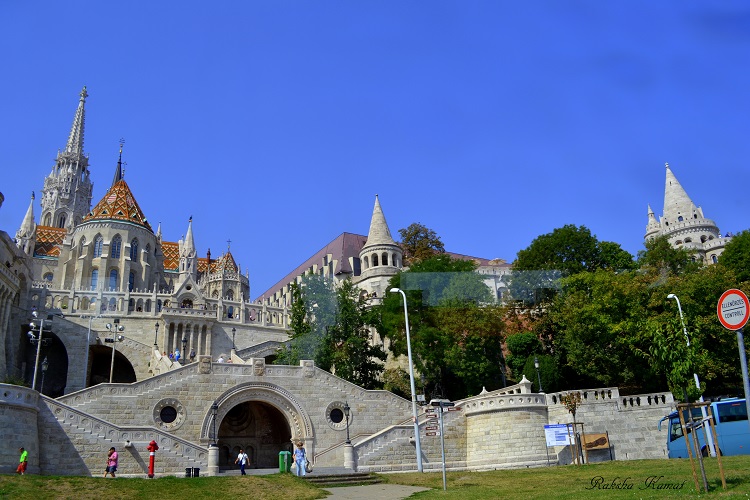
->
381 456 750 498
2 457 750 499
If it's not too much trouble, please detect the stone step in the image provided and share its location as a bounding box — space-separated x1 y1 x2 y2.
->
304 472 382 487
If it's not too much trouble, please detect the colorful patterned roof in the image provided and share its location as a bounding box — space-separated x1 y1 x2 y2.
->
215 251 238 273
82 179 152 231
34 226 66 257
162 241 179 271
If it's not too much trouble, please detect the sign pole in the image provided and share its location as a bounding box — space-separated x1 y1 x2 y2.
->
438 404 447 491
717 289 750 432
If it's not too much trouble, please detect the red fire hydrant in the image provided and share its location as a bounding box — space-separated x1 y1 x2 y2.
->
147 440 159 478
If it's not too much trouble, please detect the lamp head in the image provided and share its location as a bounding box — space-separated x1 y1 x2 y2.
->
106 323 112 330
343 401 350 416
27 331 35 340
389 288 401 293
155 322 159 332
117 335 124 342
117 325 125 332
667 294 677 300
534 356 539 369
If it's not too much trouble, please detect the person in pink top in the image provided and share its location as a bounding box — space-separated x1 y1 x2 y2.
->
104 447 118 477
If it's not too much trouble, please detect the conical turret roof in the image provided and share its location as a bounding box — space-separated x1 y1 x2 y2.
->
363 195 396 248
663 163 697 222
17 192 36 238
82 179 152 231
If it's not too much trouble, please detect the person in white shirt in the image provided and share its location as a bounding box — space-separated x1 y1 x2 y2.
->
235 448 249 475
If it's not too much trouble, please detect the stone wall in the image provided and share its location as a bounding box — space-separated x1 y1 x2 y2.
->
0 385 39 474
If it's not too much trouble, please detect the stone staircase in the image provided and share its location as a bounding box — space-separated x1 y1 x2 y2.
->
304 472 382 487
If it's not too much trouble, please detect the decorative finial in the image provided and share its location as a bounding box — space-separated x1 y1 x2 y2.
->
189 215 193 222
31 191 35 200
80 86 88 101
665 162 669 169
227 239 232 251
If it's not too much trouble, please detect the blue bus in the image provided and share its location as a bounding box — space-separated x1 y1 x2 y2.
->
659 399 749 458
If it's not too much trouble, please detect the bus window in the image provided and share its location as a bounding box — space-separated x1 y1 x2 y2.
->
716 402 748 423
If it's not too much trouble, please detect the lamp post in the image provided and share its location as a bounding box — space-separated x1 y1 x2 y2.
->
534 356 543 393
389 287 423 472
81 314 102 389
41 356 49 394
106 319 125 383
343 401 351 444
231 327 236 351
211 401 219 445
181 337 187 365
29 311 53 392
667 293 716 457
153 322 160 348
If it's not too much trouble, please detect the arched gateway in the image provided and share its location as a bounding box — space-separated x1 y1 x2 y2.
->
202 383 314 469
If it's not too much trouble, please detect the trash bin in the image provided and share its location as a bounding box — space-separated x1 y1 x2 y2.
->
192 467 200 477
185 467 192 478
279 451 292 473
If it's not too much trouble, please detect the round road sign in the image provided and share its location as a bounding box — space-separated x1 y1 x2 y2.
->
717 289 750 331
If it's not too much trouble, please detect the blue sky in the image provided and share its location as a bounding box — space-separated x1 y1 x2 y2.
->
1 1 749 298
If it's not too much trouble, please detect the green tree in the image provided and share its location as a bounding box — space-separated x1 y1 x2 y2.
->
398 222 445 265
719 230 750 283
505 331 541 378
637 235 699 277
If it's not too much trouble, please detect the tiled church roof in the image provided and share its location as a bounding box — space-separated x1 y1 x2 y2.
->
162 241 179 271
34 226 66 257
82 179 153 231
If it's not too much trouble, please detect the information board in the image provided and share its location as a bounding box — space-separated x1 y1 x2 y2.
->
544 424 574 446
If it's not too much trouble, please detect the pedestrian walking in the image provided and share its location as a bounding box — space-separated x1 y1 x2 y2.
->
104 447 118 478
16 447 28 475
293 441 307 477
235 448 249 475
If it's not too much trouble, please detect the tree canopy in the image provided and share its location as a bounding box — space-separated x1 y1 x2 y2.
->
719 230 750 283
398 222 445 265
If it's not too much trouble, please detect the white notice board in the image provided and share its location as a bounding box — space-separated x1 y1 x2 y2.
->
544 424 574 446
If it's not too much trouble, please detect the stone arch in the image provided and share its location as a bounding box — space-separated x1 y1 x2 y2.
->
201 383 314 465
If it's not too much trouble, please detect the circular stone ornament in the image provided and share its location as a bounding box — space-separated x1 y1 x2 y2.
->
153 398 186 431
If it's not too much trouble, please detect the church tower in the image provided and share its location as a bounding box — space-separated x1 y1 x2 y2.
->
40 87 94 229
356 195 403 300
645 163 729 264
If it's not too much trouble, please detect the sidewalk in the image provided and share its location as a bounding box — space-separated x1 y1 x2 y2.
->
322 484 430 499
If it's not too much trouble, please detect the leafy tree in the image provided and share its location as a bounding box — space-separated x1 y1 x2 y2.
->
719 230 750 283
375 254 507 399
505 331 541 378
637 235 699 277
509 224 634 304
398 223 445 265
521 354 560 393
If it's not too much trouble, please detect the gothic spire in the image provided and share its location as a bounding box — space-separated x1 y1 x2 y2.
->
112 140 124 187
363 194 396 247
16 192 37 255
65 86 88 155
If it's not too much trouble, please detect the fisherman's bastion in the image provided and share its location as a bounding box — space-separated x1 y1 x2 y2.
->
0 88 731 476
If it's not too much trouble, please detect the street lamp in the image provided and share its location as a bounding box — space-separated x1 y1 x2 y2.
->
181 337 187 364
667 293 716 457
41 357 49 394
105 319 125 383
81 314 102 389
534 356 543 393
231 327 236 351
153 322 160 348
343 401 351 444
28 311 53 392
389 287 424 472
211 402 219 445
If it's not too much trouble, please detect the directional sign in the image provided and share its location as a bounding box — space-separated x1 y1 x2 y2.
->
425 408 436 413
425 425 439 431
447 407 461 411
426 431 441 436
718 289 750 331
427 415 439 420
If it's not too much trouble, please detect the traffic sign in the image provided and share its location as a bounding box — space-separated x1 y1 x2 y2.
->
718 289 750 331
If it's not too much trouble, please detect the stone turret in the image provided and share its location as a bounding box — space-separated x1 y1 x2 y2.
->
178 217 198 283
15 192 37 256
645 163 729 264
40 87 93 229
356 195 402 299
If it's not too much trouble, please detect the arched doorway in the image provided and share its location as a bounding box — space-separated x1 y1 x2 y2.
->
217 401 292 468
87 345 137 385
22 330 68 398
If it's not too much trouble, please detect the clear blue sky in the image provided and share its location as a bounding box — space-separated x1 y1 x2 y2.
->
1 1 749 298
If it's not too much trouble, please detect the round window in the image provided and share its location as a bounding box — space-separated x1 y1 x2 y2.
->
160 406 177 423
330 408 344 424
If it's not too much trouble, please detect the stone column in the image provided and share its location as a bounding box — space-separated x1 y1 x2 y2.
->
344 443 356 471
208 444 219 476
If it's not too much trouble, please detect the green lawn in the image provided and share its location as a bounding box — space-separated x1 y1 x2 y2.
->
2 457 749 499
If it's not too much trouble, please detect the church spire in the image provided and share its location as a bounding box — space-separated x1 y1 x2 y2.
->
663 162 699 224
112 140 124 187
178 216 198 282
65 86 88 155
16 192 37 255
364 194 396 246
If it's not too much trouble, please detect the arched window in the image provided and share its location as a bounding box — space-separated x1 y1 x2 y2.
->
79 236 86 258
712 255 718 264
372 253 379 266
57 213 67 229
43 213 51 226
91 269 99 289
227 305 234 318
93 236 104 258
129 272 135 292
363 256 369 269
109 269 118 290
130 239 139 261
111 235 122 259
382 252 388 266
227 289 234 301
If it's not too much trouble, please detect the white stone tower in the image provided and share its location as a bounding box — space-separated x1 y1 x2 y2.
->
39 87 94 229
645 163 729 264
178 217 198 284
356 195 403 300
15 192 37 256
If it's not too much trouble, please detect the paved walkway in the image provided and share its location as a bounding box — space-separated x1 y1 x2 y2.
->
322 484 430 499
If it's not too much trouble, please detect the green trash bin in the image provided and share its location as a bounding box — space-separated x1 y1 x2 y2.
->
279 451 292 473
